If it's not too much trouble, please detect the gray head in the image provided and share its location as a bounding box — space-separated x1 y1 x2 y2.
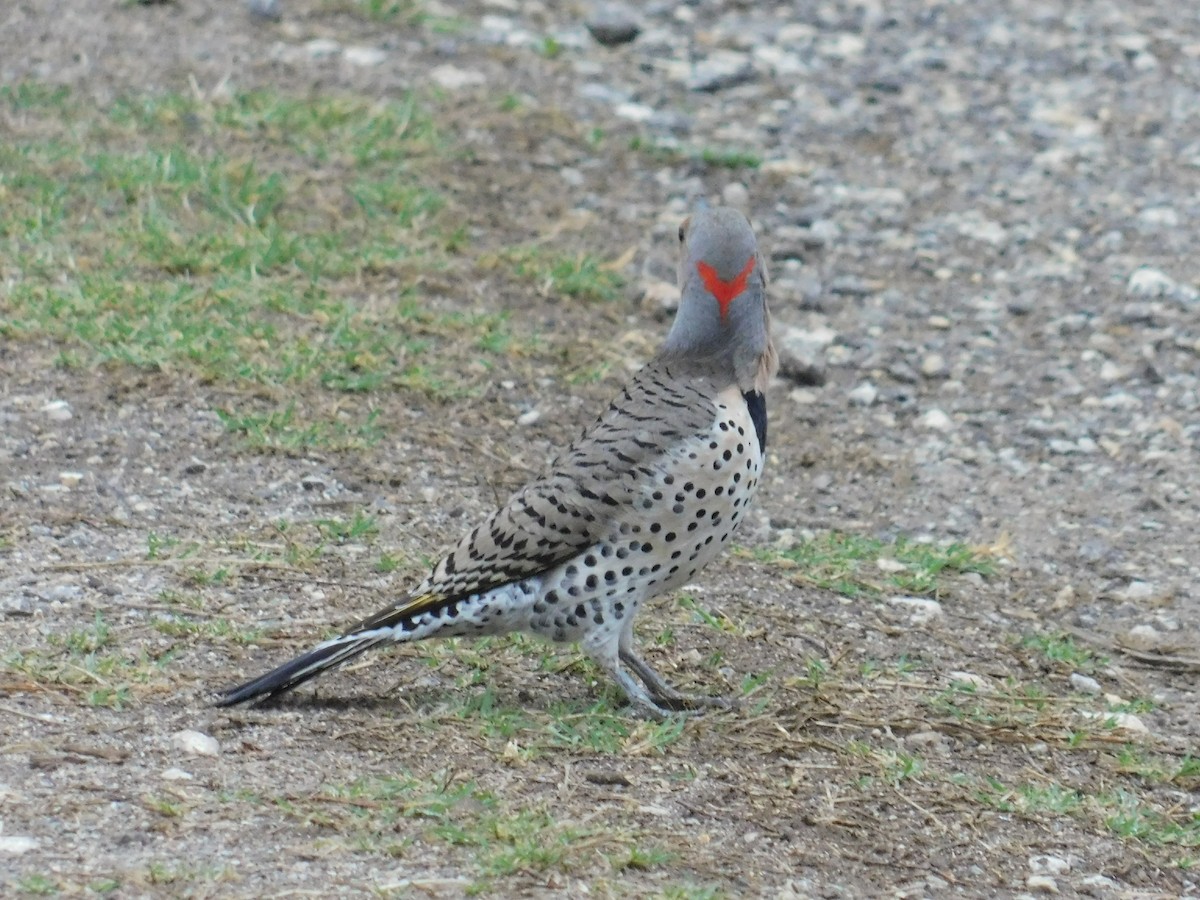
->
661 205 777 392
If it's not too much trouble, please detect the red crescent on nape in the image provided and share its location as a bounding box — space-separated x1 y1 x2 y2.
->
697 255 757 320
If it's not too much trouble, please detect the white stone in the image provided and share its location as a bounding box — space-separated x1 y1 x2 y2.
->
888 595 943 622
1026 874 1059 893
429 65 486 90
304 38 342 59
516 409 541 426
721 182 750 212
42 399 72 421
918 408 954 432
614 102 655 122
172 729 220 757
59 471 84 488
848 381 878 406
344 46 387 67
1127 267 1177 297
1069 673 1102 695
0 836 39 855
1119 581 1156 602
1030 855 1071 875
1079 874 1119 893
1101 391 1140 409
920 353 948 377
162 767 194 781
817 32 866 60
875 557 908 573
1082 711 1148 734
1137 206 1179 228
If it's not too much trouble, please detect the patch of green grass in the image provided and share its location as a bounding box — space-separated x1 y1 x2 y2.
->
16 874 59 896
59 612 114 655
375 552 404 573
924 676 1075 732
281 771 663 886
498 247 623 302
86 879 121 896
676 595 738 633
1021 632 1108 674
152 615 266 645
755 532 994 599
1 82 549 447
629 136 761 170
1112 747 1200 788
537 35 563 59
144 861 228 887
86 686 134 709
975 776 1199 863
216 404 387 453
3 613 173 703
658 886 725 900
315 510 380 543
355 0 417 23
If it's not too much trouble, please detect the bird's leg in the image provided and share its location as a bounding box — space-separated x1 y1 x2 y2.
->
584 630 703 720
617 620 737 712
592 655 692 721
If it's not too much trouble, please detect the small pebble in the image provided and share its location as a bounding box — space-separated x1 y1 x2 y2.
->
1030 855 1071 876
172 729 220 757
246 0 282 21
888 595 943 622
585 3 640 47
721 182 750 212
1069 673 1102 695
344 46 387 67
848 382 878 406
2 596 34 617
429 64 486 90
639 279 679 319
918 408 954 432
687 52 756 92
42 400 73 421
920 353 948 378
1126 267 1176 298
1026 874 1059 893
516 409 541 426
304 38 341 59
0 836 39 855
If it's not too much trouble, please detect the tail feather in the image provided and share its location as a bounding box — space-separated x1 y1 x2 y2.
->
216 630 389 707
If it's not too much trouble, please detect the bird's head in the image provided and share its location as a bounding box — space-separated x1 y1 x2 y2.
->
664 205 777 392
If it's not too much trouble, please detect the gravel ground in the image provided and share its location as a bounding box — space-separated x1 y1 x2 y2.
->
2 0 1199 897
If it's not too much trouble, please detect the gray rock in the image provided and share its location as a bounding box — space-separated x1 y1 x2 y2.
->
585 4 640 47
776 328 828 387
1126 267 1176 298
246 0 281 21
2 595 34 616
688 53 756 92
848 381 878 406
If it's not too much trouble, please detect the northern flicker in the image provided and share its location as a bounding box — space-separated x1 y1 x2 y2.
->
218 205 777 719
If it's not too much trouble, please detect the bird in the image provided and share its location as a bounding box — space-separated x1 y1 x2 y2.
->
217 204 777 719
